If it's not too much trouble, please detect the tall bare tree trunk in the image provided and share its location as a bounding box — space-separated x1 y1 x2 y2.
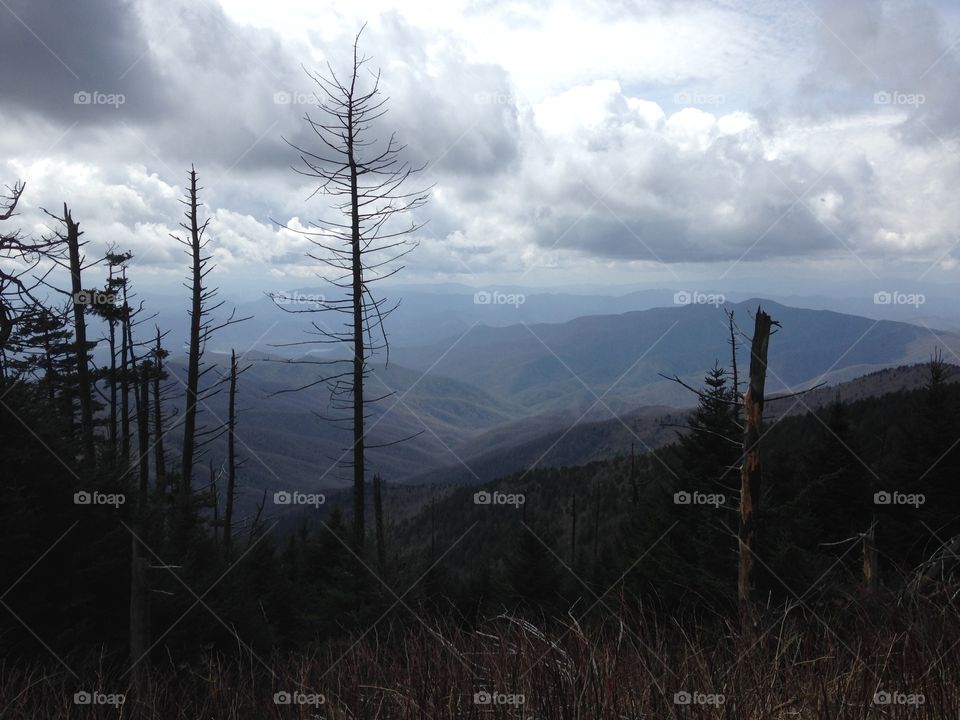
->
224 350 238 557
152 328 166 490
348 115 366 551
64 205 95 465
129 370 151 678
107 285 118 458
120 278 132 466
181 168 203 500
281 30 427 553
726 308 741 421
738 307 776 609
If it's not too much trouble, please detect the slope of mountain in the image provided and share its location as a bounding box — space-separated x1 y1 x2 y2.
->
399 362 958 489
392 300 960 414
403 404 684 487
159 356 524 505
151 300 960 516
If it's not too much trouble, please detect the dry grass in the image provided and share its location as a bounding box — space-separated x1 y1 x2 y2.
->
2 601 958 719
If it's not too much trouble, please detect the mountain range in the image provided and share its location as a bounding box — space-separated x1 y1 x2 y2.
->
152 299 960 515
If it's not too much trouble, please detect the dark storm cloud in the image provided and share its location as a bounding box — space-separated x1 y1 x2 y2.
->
0 0 525 184
0 0 166 122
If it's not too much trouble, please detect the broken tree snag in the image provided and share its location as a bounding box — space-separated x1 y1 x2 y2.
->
738 306 777 609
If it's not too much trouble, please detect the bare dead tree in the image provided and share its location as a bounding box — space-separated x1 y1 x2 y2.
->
102 249 133 459
173 167 248 510
45 204 97 465
223 348 251 558
738 307 779 611
725 308 741 421
151 327 170 490
129 357 151 673
273 27 430 550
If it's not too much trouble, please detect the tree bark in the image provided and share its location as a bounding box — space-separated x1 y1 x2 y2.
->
152 328 166 490
129 368 151 677
348 93 366 551
64 205 95 465
181 168 203 499
738 307 775 608
224 350 238 557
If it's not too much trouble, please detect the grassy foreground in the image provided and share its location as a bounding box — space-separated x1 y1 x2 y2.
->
3 599 959 719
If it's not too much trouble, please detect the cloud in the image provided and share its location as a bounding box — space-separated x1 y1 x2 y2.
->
0 0 167 123
2 0 960 288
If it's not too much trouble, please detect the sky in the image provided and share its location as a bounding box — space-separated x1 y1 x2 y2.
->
2 0 960 298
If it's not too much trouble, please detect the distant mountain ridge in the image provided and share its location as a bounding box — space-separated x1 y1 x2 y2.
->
157 298 960 516
392 299 960 413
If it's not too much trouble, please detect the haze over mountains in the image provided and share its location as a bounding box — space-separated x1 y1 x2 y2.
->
159 296 960 511
134 278 960 360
